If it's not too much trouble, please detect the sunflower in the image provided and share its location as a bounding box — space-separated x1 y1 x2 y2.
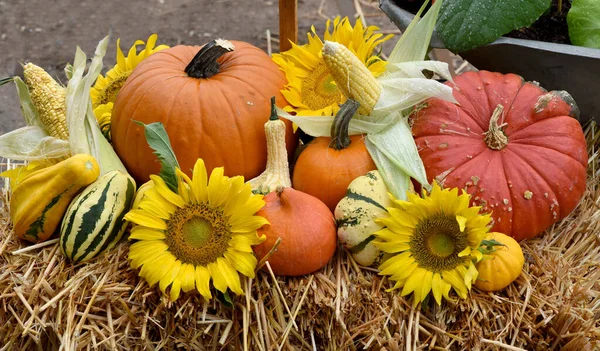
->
93 102 113 141
90 34 168 134
272 17 392 117
125 159 267 301
374 183 492 306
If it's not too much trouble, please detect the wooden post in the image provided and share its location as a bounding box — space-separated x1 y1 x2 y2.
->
279 0 298 53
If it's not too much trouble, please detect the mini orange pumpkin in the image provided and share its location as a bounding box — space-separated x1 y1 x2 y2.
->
292 100 377 211
475 232 524 292
254 187 337 276
111 39 297 182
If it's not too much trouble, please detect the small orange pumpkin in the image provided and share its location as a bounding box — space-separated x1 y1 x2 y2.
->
475 232 524 292
292 100 377 211
111 39 297 183
253 187 337 276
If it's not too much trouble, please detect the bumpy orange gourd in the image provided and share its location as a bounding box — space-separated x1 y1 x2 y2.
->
292 100 376 211
475 232 524 292
253 187 337 276
412 71 587 241
111 39 297 183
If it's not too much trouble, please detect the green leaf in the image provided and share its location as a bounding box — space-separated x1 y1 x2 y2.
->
436 0 551 53
568 0 600 49
0 77 13 87
216 290 234 308
134 121 180 192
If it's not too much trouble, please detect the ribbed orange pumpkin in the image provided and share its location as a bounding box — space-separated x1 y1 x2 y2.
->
412 71 588 241
111 39 297 182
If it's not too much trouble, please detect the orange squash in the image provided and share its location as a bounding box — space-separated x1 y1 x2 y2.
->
254 187 337 276
292 100 376 211
111 39 297 182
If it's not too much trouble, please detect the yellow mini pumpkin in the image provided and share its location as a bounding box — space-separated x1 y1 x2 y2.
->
475 232 525 292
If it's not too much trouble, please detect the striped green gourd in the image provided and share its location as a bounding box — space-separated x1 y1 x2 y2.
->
334 170 394 267
60 170 136 263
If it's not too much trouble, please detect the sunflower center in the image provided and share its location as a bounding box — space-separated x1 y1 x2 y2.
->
182 217 213 247
301 63 341 110
427 232 455 258
97 72 131 106
410 214 468 272
165 203 231 266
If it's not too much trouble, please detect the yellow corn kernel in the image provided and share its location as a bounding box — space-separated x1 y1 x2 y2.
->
322 40 381 115
23 63 69 140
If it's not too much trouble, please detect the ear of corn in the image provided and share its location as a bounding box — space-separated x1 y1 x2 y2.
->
322 40 381 115
23 63 69 140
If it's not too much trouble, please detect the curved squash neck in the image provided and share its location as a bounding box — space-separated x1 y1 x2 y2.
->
185 39 235 79
330 99 360 150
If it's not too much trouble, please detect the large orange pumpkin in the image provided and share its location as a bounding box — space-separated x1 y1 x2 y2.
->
411 71 588 241
111 39 297 182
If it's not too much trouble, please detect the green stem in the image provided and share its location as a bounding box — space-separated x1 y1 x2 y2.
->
330 99 360 150
185 39 235 79
0 77 14 87
269 96 278 121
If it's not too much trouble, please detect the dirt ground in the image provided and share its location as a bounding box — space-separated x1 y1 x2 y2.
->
0 0 398 135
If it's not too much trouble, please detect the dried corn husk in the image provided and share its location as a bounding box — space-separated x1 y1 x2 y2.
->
66 37 127 175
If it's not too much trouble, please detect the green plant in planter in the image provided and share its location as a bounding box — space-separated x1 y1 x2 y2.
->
568 0 600 48
435 0 600 51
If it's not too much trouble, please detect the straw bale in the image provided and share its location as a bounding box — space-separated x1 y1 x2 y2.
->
0 124 599 350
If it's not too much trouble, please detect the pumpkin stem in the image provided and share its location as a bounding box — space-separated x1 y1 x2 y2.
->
484 104 508 150
330 99 360 150
185 39 235 79
477 238 507 256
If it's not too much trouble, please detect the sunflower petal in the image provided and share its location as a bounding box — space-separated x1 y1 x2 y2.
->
401 267 425 297
378 251 412 274
192 159 209 203
143 252 177 287
169 279 182 301
229 233 264 252
129 227 166 241
373 241 410 253
225 251 257 278
138 199 175 220
230 215 270 233
464 262 479 290
431 273 443 305
207 167 229 207
125 210 167 230
456 215 467 232
442 268 468 299
217 258 243 295
159 260 182 295
419 270 434 304
191 265 210 300
150 175 185 208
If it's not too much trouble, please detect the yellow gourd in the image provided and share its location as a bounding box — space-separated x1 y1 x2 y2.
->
9 154 100 243
475 232 525 292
